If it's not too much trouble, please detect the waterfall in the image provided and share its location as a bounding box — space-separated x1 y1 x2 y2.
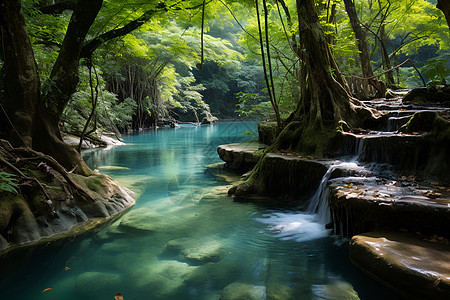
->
256 162 362 242
306 162 359 225
355 137 365 160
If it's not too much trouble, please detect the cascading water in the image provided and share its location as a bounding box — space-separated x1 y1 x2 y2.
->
257 162 362 242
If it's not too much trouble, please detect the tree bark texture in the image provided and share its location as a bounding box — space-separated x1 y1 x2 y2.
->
380 25 395 86
437 0 450 29
295 0 353 128
0 0 40 146
1 0 102 174
343 0 385 98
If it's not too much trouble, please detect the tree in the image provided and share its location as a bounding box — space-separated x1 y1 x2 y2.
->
343 0 386 98
0 0 201 174
231 0 377 196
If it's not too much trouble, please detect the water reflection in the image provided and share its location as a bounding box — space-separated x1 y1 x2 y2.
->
0 122 398 300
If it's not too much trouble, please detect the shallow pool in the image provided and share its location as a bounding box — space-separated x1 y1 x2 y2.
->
0 121 398 299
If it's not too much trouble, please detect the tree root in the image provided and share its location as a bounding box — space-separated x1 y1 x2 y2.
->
0 139 95 202
0 155 53 209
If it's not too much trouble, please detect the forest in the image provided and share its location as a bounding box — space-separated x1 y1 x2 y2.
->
1 0 450 299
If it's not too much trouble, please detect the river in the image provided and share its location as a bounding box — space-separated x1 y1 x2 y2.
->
0 121 397 299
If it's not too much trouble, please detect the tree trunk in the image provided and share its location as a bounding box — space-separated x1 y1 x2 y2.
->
380 25 395 87
343 0 385 98
0 0 40 146
1 0 102 174
295 0 351 127
437 0 450 29
266 0 375 155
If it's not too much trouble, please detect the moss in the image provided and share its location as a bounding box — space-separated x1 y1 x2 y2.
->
258 121 278 145
86 176 104 192
71 173 108 194
400 111 438 133
0 192 21 233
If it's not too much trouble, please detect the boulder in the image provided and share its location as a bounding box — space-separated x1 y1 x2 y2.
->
350 232 450 299
266 282 296 300
220 282 266 300
131 260 195 297
119 208 161 233
184 261 241 288
217 143 265 172
161 238 226 265
311 280 359 300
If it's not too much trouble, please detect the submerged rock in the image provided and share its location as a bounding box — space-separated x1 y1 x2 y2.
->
266 282 296 300
311 279 359 300
131 260 195 297
161 237 226 265
350 232 450 299
184 261 241 288
179 241 226 265
220 282 266 300
119 208 161 233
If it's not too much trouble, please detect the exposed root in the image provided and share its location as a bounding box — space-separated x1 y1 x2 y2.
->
0 139 95 202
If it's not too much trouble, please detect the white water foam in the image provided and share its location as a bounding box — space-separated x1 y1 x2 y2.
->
256 212 331 242
257 162 366 242
306 162 362 224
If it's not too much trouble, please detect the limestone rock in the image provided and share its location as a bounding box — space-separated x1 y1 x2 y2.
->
266 282 296 300
217 143 265 172
184 261 240 288
119 208 161 233
311 280 359 300
179 241 225 265
350 232 450 299
131 260 195 297
220 282 266 300
162 238 225 265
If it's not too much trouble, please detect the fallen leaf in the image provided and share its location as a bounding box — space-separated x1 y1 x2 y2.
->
65 266 70 271
348 183 353 188
373 190 379 193
433 278 441 287
42 288 53 293
431 182 439 185
438 186 445 190
115 292 124 300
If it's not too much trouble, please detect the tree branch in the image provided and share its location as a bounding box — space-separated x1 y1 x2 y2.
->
80 3 167 59
38 0 77 15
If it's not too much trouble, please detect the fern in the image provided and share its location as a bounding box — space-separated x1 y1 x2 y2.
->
0 171 19 194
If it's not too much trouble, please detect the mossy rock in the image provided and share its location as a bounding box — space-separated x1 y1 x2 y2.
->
220 282 266 300
119 207 161 233
161 237 226 265
184 261 241 288
400 111 438 133
266 282 296 300
258 121 278 145
130 260 195 297
311 280 359 299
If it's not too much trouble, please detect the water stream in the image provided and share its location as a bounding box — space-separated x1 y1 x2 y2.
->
0 122 397 299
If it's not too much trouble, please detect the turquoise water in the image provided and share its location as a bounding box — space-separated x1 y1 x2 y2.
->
0 122 397 299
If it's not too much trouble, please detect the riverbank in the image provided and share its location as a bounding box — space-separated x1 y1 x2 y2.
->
219 88 450 298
